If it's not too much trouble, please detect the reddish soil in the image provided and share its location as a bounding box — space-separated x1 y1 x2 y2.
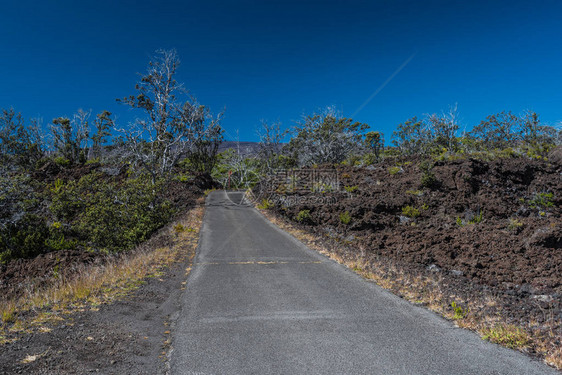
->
262 155 561 357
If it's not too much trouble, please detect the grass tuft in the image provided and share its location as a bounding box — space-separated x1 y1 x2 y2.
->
481 324 530 349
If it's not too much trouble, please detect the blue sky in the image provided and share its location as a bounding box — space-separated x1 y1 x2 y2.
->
1 0 561 142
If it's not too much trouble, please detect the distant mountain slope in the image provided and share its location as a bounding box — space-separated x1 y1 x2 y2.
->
218 141 261 156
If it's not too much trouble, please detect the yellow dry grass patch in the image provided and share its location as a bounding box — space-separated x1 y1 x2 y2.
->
481 323 531 349
0 201 204 342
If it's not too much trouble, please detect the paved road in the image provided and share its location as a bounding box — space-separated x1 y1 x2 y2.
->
170 190 556 374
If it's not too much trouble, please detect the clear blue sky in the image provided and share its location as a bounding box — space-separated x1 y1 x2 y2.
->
1 0 561 142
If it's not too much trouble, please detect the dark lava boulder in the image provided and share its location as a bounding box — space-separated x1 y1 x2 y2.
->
548 145 562 165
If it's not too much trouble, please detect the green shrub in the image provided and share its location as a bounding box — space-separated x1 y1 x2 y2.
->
0 215 50 263
456 210 484 226
45 223 76 251
528 192 554 210
469 210 484 224
257 199 273 210
296 210 311 223
419 160 438 189
451 301 469 320
46 172 174 254
361 152 378 166
420 170 437 189
0 174 50 263
388 166 402 175
53 156 70 167
507 218 523 231
344 185 358 194
49 178 85 222
175 173 192 182
339 211 351 225
401 205 420 218
73 174 173 252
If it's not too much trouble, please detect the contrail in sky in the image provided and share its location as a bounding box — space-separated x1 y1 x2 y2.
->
352 51 417 118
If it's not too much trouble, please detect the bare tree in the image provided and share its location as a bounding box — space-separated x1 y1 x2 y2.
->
257 120 287 172
117 49 223 183
426 103 460 151
519 110 559 148
213 148 260 189
185 108 224 174
287 106 368 167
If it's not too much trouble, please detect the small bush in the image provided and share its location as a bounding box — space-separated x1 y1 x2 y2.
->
0 215 50 263
296 210 311 223
175 173 192 183
388 166 402 175
401 205 420 218
451 301 469 320
174 223 186 233
344 185 358 194
456 210 483 226
469 210 484 224
528 192 554 210
339 211 351 225
507 218 523 231
257 199 273 210
53 156 70 167
420 170 437 189
419 160 438 189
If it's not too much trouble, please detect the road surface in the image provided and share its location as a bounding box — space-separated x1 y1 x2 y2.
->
170 190 556 374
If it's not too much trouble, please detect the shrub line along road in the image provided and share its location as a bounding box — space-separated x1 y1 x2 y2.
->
170 190 556 374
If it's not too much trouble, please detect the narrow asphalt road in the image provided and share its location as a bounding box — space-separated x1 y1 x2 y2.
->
170 190 555 375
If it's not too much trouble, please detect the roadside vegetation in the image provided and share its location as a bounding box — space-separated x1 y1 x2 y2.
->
0 49 221 265
0 50 220 339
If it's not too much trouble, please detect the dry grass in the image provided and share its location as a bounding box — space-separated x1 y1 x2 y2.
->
546 347 562 369
0 201 205 341
259 209 561 371
481 323 531 349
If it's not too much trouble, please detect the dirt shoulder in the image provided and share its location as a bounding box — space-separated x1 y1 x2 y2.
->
0 204 205 374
